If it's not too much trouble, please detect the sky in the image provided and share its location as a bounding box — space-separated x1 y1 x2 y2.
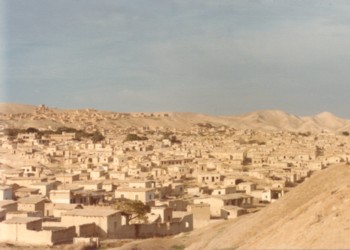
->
2 0 350 117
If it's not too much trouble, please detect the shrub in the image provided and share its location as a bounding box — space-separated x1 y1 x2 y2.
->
124 134 148 142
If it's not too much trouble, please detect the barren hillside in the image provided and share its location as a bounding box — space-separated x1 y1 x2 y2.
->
0 103 37 114
2 103 350 133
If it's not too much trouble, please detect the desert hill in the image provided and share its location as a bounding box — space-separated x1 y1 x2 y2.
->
0 103 37 114
114 164 350 250
1 103 350 133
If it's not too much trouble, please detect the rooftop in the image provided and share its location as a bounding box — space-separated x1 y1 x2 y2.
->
3 217 42 224
62 208 120 217
0 185 12 190
116 187 155 192
18 196 47 204
0 200 17 207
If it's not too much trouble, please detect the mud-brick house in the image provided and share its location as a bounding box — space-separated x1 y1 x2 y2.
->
17 196 48 216
194 193 253 217
15 187 41 199
29 181 58 197
261 188 285 202
167 165 191 179
102 181 118 192
90 169 106 180
151 168 167 178
60 208 122 238
6 176 48 186
17 132 37 141
187 203 210 229
236 182 257 194
128 180 155 189
76 180 103 191
127 167 141 177
55 173 80 184
223 177 240 186
44 203 83 217
0 169 23 181
115 211 193 239
197 173 223 185
221 206 247 219
0 200 17 212
0 217 75 245
150 206 173 223
160 157 193 166
50 186 83 204
0 200 18 221
0 185 13 200
306 161 324 171
115 188 155 205
50 132 76 142
109 171 127 180
211 186 236 196
70 189 107 205
21 165 44 177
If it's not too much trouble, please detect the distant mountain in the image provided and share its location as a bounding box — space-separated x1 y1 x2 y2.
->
1 103 350 133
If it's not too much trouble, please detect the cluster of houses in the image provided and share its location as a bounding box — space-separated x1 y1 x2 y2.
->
0 107 349 247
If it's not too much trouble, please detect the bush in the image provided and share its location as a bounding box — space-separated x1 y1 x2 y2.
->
124 134 148 142
26 127 39 133
91 131 105 143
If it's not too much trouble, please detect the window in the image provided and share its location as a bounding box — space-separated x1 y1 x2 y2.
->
135 194 139 200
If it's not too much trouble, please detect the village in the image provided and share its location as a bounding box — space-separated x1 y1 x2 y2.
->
0 105 349 248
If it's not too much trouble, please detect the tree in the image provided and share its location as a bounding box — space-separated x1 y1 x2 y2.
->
316 146 324 157
91 131 105 143
26 127 39 133
124 134 148 142
112 199 150 221
342 131 349 136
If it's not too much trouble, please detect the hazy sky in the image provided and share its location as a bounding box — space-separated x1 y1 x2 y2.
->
2 0 350 116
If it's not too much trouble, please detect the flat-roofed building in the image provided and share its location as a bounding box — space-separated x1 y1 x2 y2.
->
115 187 155 204
0 185 13 200
60 208 122 238
17 196 48 216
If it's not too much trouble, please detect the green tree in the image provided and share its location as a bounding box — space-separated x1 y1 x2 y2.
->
90 131 105 143
112 199 150 221
26 127 39 133
124 134 148 142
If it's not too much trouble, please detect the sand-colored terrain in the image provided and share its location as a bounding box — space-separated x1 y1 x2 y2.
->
1 103 350 133
0 103 37 114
